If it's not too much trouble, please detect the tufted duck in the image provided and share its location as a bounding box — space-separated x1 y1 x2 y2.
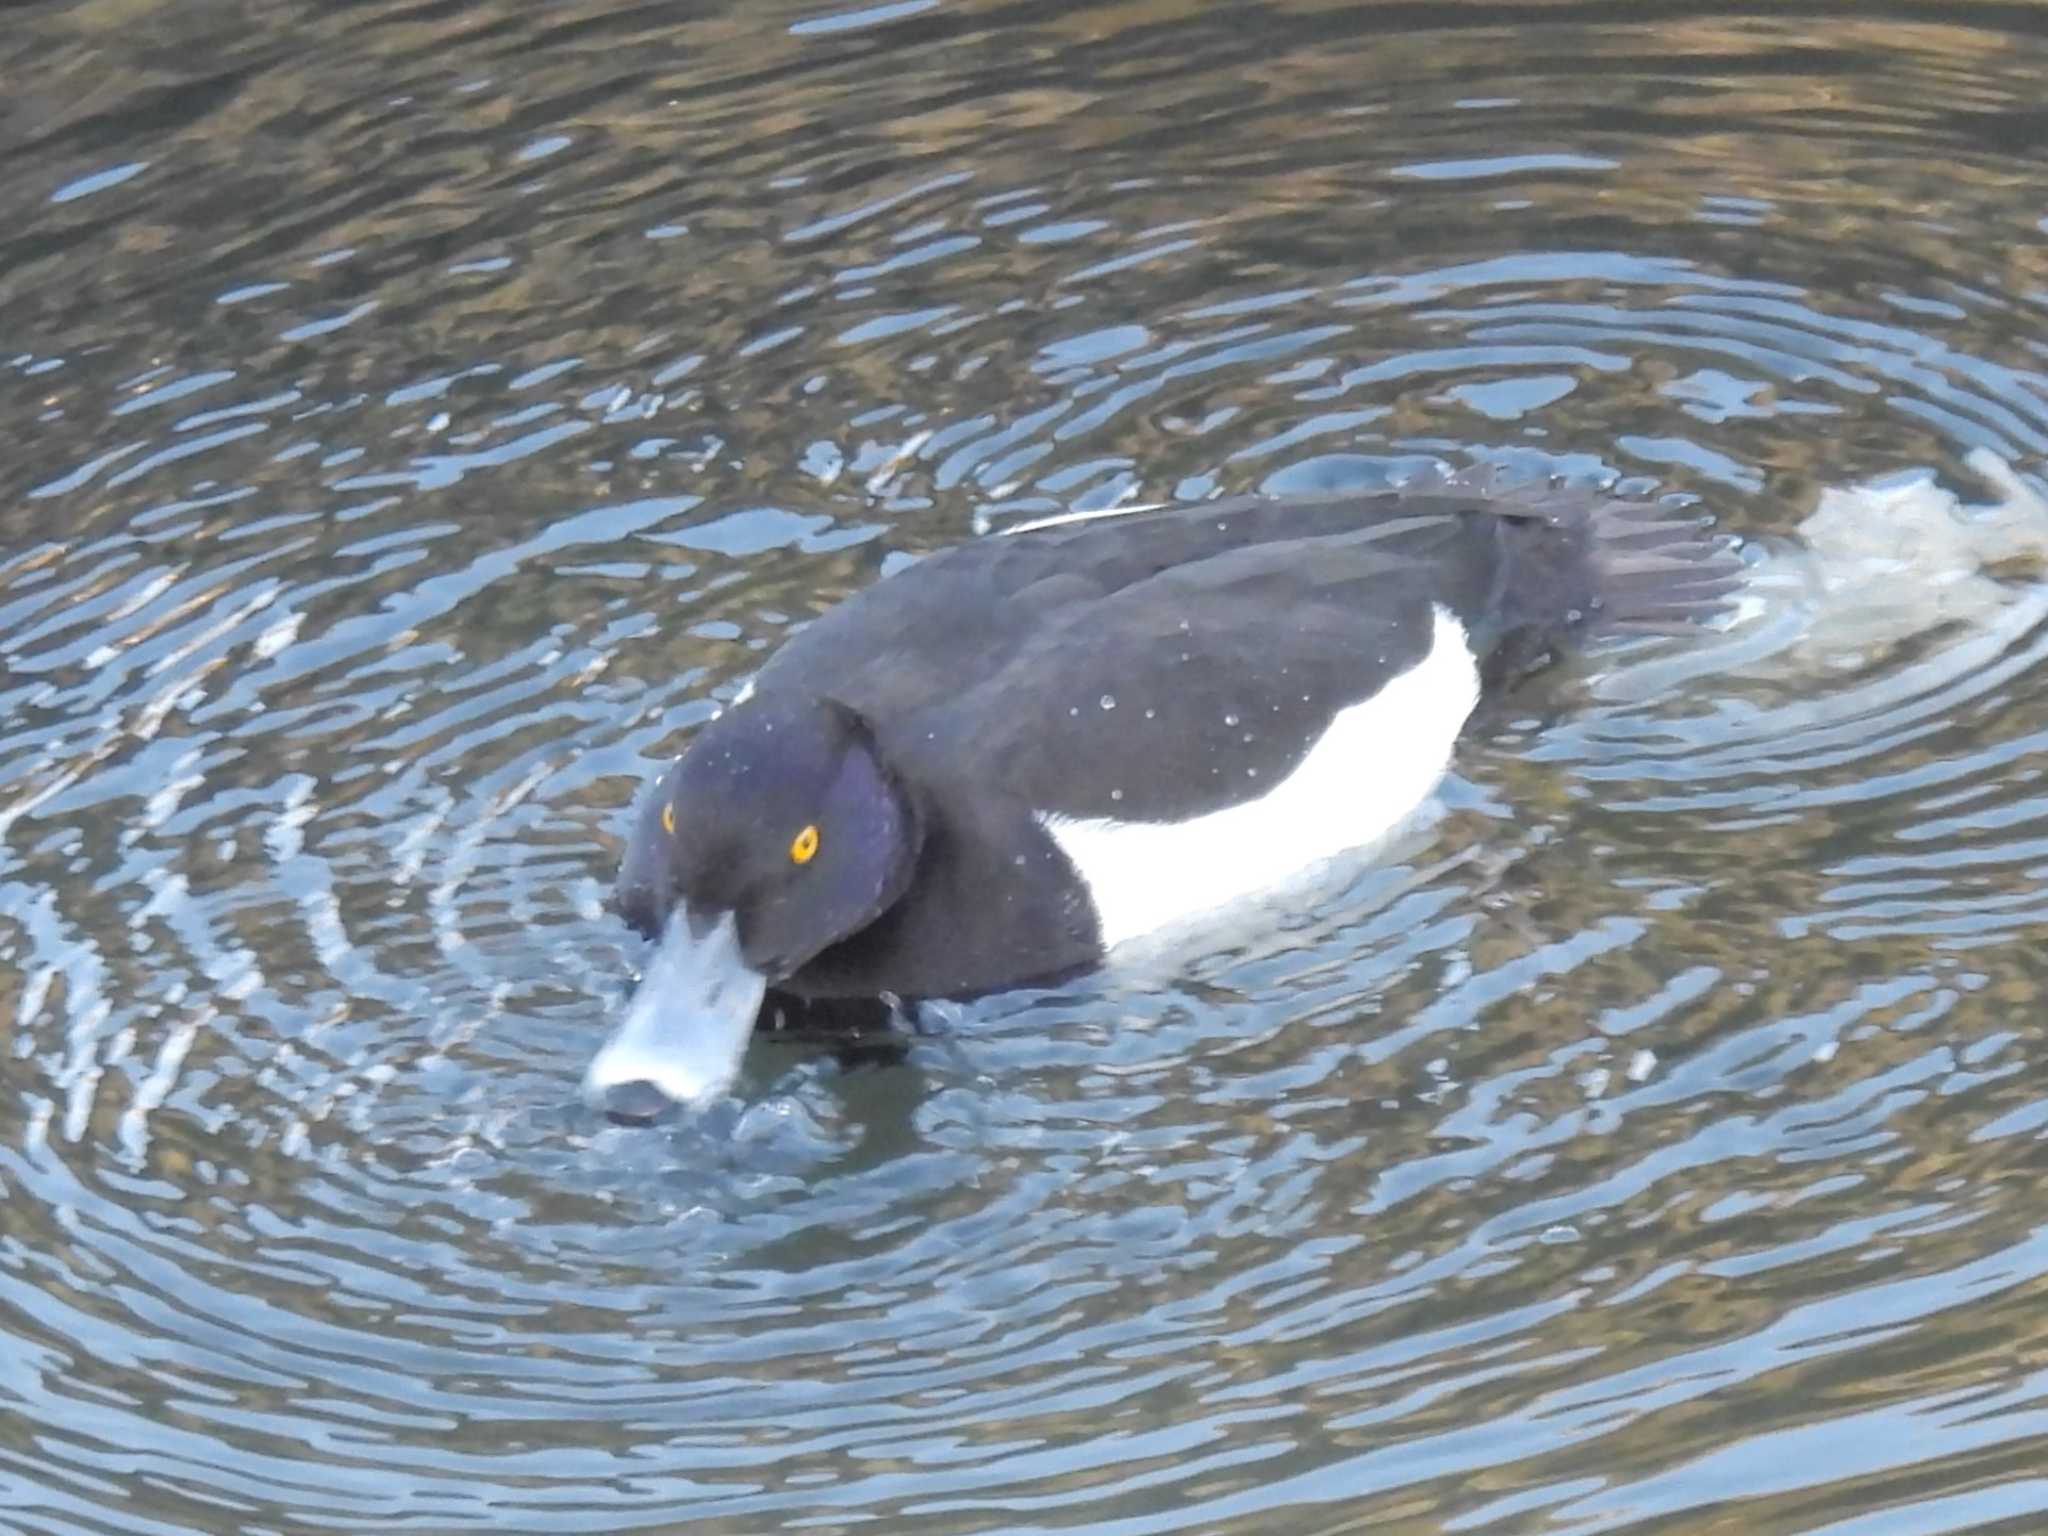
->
587 478 1739 1122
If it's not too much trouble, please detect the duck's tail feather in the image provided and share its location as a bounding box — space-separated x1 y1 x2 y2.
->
1421 463 1745 639
1581 498 1747 635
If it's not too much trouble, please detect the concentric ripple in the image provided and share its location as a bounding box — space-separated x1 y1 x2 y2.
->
8 1 2048 1532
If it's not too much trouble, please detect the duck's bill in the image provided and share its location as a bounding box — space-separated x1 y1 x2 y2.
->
583 908 768 1123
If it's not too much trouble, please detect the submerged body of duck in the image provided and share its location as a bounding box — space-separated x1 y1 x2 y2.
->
587 479 1738 1122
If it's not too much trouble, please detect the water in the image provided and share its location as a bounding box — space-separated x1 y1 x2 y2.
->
8 1 2048 1530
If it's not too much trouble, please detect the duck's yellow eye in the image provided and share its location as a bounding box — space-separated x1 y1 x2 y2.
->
790 824 820 864
661 803 676 836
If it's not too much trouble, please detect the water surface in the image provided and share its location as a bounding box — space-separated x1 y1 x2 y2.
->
9 1 2048 1531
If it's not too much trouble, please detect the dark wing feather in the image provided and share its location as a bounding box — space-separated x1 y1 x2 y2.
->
759 492 1486 716
892 534 1451 823
755 485 1737 823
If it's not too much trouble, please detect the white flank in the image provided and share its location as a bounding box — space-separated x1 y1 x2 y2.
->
1040 606 1482 951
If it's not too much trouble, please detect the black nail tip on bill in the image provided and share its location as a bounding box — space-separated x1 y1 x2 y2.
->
602 1079 676 1127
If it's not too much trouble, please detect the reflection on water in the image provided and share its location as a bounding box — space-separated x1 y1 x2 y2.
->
9 0 2048 1530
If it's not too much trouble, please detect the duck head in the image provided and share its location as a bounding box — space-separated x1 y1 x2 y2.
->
586 694 921 1123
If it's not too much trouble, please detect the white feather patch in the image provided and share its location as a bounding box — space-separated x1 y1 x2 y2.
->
1039 606 1482 951
1003 503 1167 536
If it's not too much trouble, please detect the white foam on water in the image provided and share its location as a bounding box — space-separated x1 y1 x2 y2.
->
1598 449 2048 705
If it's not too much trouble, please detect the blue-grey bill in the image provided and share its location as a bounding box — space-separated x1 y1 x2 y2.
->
583 909 768 1110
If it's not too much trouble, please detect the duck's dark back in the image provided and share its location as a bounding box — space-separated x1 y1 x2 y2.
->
753 484 1735 825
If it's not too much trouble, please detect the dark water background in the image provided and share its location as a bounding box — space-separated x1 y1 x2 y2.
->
9 1 2048 1531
